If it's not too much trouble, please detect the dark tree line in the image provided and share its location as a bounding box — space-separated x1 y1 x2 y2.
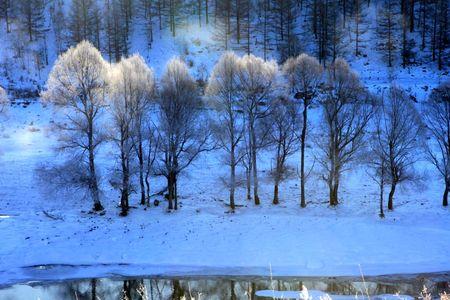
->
1 0 448 71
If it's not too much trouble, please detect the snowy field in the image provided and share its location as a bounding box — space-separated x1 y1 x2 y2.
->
0 98 450 288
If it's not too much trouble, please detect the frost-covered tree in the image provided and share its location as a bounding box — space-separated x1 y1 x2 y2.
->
42 41 108 211
206 51 245 211
108 54 155 216
237 54 278 205
319 58 373 206
373 87 422 211
155 57 210 210
128 55 155 206
266 96 300 205
424 80 450 207
282 53 323 208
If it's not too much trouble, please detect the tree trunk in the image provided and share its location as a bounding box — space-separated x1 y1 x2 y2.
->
246 0 250 55
432 1 438 61
88 121 103 211
172 279 184 299
421 0 426 50
410 0 415 32
250 123 260 205
167 174 174 210
273 183 279 205
246 164 251 200
379 162 386 218
230 280 237 300
236 0 240 43
300 102 308 208
230 146 236 211
145 171 151 206
329 145 339 206
330 182 339 206
379 170 385 218
388 181 397 210
174 177 178 210
198 0 202 27
205 0 209 24
402 13 407 68
120 138 129 216
123 281 131 300
5 0 10 33
443 183 449 207
138 136 146 205
91 279 96 300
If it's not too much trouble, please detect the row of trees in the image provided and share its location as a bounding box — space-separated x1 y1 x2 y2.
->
0 0 448 72
41 41 450 217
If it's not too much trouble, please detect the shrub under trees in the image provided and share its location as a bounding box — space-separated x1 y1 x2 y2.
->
0 86 8 114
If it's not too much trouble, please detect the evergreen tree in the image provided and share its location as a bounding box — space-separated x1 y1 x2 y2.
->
69 0 101 47
377 0 400 67
18 0 47 42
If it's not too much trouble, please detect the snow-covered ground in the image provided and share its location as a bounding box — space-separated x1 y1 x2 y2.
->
0 98 450 288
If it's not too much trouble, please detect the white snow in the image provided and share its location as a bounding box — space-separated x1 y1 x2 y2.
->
0 99 450 287
255 289 414 300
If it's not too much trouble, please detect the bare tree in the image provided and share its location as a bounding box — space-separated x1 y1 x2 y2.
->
237 54 278 205
367 100 389 218
206 51 245 211
155 57 210 210
143 121 160 205
319 58 374 206
127 55 155 206
424 80 450 207
266 96 300 205
42 41 108 211
282 53 323 208
373 86 422 211
108 54 154 216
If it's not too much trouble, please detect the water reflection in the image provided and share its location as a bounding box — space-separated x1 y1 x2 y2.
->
0 274 449 300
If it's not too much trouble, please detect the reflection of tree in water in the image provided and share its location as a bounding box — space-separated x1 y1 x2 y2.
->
122 280 147 300
12 276 444 299
171 279 184 299
47 279 101 300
